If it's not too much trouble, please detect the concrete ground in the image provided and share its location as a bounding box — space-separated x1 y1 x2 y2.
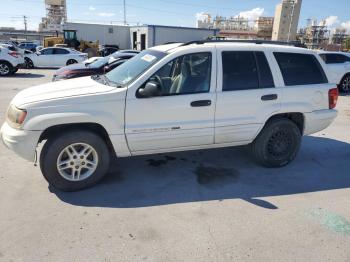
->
0 69 350 262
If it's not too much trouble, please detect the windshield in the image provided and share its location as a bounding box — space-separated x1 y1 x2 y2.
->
105 50 167 86
88 56 110 68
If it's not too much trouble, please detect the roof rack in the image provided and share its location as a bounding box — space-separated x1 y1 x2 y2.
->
180 39 305 48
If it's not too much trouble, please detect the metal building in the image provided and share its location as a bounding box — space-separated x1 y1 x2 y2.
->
63 22 131 49
130 25 219 51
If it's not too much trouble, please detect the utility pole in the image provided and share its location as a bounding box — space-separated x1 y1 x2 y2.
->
23 15 28 40
123 0 127 25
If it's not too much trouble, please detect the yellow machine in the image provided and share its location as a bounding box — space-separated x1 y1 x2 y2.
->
44 30 99 57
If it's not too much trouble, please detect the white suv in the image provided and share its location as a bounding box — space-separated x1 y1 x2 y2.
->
0 45 24 76
318 51 350 93
1 41 339 191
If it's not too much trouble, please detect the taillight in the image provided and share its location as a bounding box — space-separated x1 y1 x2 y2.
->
8 51 19 58
328 88 339 109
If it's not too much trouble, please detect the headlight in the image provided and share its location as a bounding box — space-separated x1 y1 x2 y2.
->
6 104 27 129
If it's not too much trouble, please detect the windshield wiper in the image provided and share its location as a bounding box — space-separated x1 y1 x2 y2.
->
92 74 110 86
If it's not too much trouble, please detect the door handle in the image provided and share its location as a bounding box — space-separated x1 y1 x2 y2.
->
261 94 278 101
191 100 212 107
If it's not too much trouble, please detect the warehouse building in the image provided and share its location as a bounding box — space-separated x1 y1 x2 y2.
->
63 22 218 50
64 22 131 49
130 25 218 50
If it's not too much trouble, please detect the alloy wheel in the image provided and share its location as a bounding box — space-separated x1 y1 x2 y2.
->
56 143 99 182
0 63 10 75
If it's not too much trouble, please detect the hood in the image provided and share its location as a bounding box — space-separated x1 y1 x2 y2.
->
55 63 88 75
12 76 115 107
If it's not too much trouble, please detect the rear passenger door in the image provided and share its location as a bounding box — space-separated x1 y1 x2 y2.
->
215 48 281 144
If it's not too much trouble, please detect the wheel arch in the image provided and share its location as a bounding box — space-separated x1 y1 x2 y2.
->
262 112 305 135
38 122 117 157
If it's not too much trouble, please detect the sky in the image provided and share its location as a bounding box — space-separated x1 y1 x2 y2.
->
0 0 349 32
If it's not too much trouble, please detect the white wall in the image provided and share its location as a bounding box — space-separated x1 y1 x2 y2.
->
130 26 217 50
64 22 130 49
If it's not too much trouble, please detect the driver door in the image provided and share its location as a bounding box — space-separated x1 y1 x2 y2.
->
36 48 54 67
125 50 217 154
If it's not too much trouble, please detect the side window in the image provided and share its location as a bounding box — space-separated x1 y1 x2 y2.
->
325 54 340 64
255 52 275 88
145 52 212 96
274 52 328 86
54 48 69 55
222 51 258 91
41 48 54 55
343 55 350 62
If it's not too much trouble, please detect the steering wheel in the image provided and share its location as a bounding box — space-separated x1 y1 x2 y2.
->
153 75 164 91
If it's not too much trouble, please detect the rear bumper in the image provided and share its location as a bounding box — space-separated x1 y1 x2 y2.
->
0 122 41 162
304 109 338 135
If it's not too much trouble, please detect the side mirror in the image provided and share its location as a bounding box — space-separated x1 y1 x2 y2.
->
36 51 40 56
137 81 161 98
104 65 110 72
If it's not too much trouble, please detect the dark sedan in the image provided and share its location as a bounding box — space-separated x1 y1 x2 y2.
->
52 51 138 81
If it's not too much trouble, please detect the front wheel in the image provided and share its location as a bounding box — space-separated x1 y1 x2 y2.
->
66 59 78 65
40 130 110 191
251 118 301 168
25 57 34 68
339 74 350 93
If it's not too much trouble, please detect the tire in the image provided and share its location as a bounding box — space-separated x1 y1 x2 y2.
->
66 59 78 65
25 57 34 68
339 74 350 93
40 130 110 191
0 61 13 76
251 118 301 168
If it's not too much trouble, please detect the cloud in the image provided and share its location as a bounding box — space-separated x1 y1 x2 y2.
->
98 12 116 17
324 16 339 27
340 21 350 33
235 7 264 22
88 6 96 11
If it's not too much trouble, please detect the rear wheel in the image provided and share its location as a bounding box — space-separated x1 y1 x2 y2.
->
251 118 301 167
40 130 110 191
66 59 78 65
0 61 13 76
339 74 350 93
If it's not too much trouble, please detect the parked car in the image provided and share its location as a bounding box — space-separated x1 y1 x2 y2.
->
1 41 339 191
0 44 24 76
52 51 138 81
18 42 38 52
83 50 140 65
318 51 350 93
99 45 119 57
24 47 88 68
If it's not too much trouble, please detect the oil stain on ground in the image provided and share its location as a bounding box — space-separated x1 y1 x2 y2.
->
195 165 240 188
308 208 350 236
147 155 177 167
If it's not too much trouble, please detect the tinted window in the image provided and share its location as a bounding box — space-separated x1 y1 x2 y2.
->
222 51 258 91
145 52 212 96
54 48 69 54
255 52 275 88
274 52 327 86
41 48 54 55
322 54 350 64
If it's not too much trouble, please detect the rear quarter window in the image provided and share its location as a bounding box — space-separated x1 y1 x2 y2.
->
274 52 328 86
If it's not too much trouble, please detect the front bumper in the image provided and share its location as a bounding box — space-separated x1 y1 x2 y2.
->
1 122 41 162
304 109 338 135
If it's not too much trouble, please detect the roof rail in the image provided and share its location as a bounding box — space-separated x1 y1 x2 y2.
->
180 39 305 47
